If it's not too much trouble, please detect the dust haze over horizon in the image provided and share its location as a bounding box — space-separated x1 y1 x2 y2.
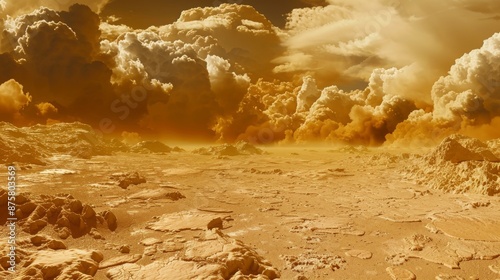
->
0 0 499 145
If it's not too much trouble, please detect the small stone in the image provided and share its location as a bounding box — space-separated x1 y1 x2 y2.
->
345 249 372 260
31 235 48 246
25 219 48 234
68 200 83 213
91 251 104 263
19 202 37 216
47 240 67 250
207 217 223 230
119 245 130 254
16 194 30 205
90 228 104 240
140 238 163 246
102 211 117 231
386 267 416 280
57 227 71 239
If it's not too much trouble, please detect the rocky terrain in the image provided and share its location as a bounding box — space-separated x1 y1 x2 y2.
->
0 123 499 279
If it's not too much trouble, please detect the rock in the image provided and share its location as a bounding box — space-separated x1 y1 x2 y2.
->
430 214 500 242
435 274 465 280
386 267 416 280
281 252 346 272
102 210 118 231
128 189 185 201
106 260 224 280
404 234 432 251
18 201 37 217
31 235 49 246
207 217 223 230
0 122 121 165
192 141 264 156
106 230 279 280
99 254 142 269
147 211 226 232
385 254 408 266
140 238 163 246
131 141 172 153
345 249 373 259
428 135 499 164
110 172 146 189
57 227 71 239
15 249 103 279
119 245 131 254
0 192 116 239
406 135 500 195
47 240 67 250
90 228 104 240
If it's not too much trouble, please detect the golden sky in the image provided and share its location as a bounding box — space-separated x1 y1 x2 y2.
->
100 0 325 28
0 0 499 144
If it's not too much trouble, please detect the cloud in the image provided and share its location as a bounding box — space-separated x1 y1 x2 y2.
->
389 32 500 146
0 0 108 18
0 4 116 126
0 2 498 146
35 102 58 117
431 32 500 123
99 4 283 138
171 4 285 79
0 79 31 121
277 0 500 90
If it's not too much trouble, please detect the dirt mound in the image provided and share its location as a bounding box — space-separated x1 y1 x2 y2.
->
405 135 500 195
0 122 122 164
0 190 117 239
427 134 499 164
193 141 264 156
106 229 279 280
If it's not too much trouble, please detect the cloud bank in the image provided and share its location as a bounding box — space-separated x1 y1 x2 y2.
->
0 2 498 145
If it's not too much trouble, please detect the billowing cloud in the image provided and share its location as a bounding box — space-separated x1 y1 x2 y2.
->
277 0 500 90
389 32 500 146
0 79 31 121
0 2 498 146
36 102 58 117
0 4 116 126
431 32 500 124
98 4 280 138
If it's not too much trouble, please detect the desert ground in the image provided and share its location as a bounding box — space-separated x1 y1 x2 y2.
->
1 123 499 280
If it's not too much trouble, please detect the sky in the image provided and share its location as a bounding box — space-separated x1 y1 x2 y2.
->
100 0 327 28
0 0 499 145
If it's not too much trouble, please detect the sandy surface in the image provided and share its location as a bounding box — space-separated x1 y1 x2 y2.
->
1 142 500 280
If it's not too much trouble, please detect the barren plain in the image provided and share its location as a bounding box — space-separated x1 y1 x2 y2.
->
1 123 500 280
